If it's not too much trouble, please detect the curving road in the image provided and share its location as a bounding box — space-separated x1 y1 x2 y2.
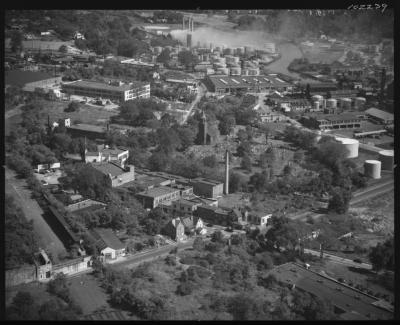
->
181 82 206 125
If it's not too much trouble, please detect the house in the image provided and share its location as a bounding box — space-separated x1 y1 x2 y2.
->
73 31 85 40
162 197 202 216
162 218 186 242
180 215 204 234
194 205 234 227
34 249 52 281
88 161 135 187
91 228 126 261
246 212 272 228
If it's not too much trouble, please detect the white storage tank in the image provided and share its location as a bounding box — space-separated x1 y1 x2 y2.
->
378 150 394 171
326 98 337 109
313 101 320 110
364 160 381 179
312 95 324 102
335 137 359 158
230 67 241 75
341 98 352 109
354 97 366 109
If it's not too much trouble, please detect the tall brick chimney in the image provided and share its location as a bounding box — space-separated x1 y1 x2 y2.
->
224 149 229 195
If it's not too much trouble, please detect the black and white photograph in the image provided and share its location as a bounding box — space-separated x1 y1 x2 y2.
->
4 6 396 321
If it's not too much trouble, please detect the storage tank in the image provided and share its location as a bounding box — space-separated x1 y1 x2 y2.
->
335 137 359 158
242 68 249 76
236 47 244 55
354 97 366 109
153 46 163 55
230 67 241 75
313 101 320 110
206 68 215 75
247 68 259 75
217 68 229 75
232 56 240 64
326 98 337 109
364 160 381 179
224 47 233 55
378 150 394 171
245 46 254 55
341 98 352 109
312 95 323 102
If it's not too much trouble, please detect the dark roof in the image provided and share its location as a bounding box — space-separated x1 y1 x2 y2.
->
67 123 107 133
5 70 58 87
137 186 180 198
63 79 146 92
180 216 194 229
192 177 223 186
90 162 126 177
365 108 394 121
92 228 125 250
208 74 291 89
48 206 79 242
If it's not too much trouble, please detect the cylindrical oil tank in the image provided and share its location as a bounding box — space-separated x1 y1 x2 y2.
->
247 68 259 75
236 47 244 55
217 68 229 75
341 98 352 109
230 67 241 75
326 98 337 109
245 46 254 55
354 97 366 109
364 160 381 179
378 150 394 171
313 101 320 110
335 137 359 158
312 95 323 102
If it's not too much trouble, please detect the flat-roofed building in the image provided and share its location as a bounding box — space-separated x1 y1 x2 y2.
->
89 162 135 187
62 79 150 103
204 74 294 94
66 123 108 140
190 177 224 199
300 113 364 130
136 186 181 209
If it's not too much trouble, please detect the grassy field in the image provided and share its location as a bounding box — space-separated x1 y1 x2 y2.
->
5 281 53 307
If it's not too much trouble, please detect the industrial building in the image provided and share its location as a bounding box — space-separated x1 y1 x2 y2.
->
269 262 393 320
66 123 108 140
300 113 364 130
190 177 224 199
204 74 294 94
365 108 394 125
89 162 135 188
62 80 150 103
136 186 181 209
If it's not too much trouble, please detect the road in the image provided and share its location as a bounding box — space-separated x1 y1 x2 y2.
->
5 167 68 258
111 238 196 270
181 82 206 125
5 104 24 120
304 248 372 270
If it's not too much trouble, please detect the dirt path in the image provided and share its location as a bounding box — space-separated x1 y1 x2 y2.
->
5 167 68 258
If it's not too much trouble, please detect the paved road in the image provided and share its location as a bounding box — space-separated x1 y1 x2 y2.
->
304 248 372 270
181 82 206 125
5 167 68 257
5 103 24 120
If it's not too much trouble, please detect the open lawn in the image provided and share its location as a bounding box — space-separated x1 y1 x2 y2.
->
5 281 52 307
35 99 119 126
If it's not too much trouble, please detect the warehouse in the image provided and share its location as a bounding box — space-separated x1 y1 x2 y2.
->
62 80 150 103
300 113 364 130
365 108 394 125
204 74 294 94
136 186 181 209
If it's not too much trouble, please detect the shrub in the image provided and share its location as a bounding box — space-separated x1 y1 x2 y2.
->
180 256 196 265
176 281 194 296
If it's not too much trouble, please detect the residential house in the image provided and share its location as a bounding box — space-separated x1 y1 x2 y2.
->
34 249 52 281
180 215 204 235
162 218 186 242
89 162 135 187
91 228 126 261
246 212 272 228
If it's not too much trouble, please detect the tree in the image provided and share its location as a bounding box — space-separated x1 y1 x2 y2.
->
7 291 38 320
193 237 205 251
291 290 334 320
229 172 247 193
148 151 172 171
178 50 198 68
211 231 225 244
202 155 217 168
368 237 394 272
59 45 68 53
241 154 252 172
219 115 236 135
64 101 80 112
10 31 23 53
328 187 352 214
249 171 269 192
156 48 171 64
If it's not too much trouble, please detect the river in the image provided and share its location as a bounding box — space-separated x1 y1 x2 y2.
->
266 42 303 78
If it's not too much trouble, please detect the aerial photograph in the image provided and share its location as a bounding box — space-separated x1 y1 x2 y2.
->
4 8 396 320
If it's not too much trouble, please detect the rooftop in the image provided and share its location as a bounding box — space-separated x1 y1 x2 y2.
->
192 177 224 186
92 228 125 250
270 262 393 320
365 108 394 121
67 123 107 133
309 113 363 122
137 186 180 198
120 174 171 189
63 79 146 92
208 74 292 89
5 70 59 87
90 162 127 177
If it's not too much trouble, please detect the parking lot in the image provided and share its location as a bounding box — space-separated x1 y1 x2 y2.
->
34 169 64 185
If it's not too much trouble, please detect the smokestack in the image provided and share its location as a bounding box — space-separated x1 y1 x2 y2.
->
380 68 386 105
182 17 185 30
224 149 229 195
202 110 207 145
